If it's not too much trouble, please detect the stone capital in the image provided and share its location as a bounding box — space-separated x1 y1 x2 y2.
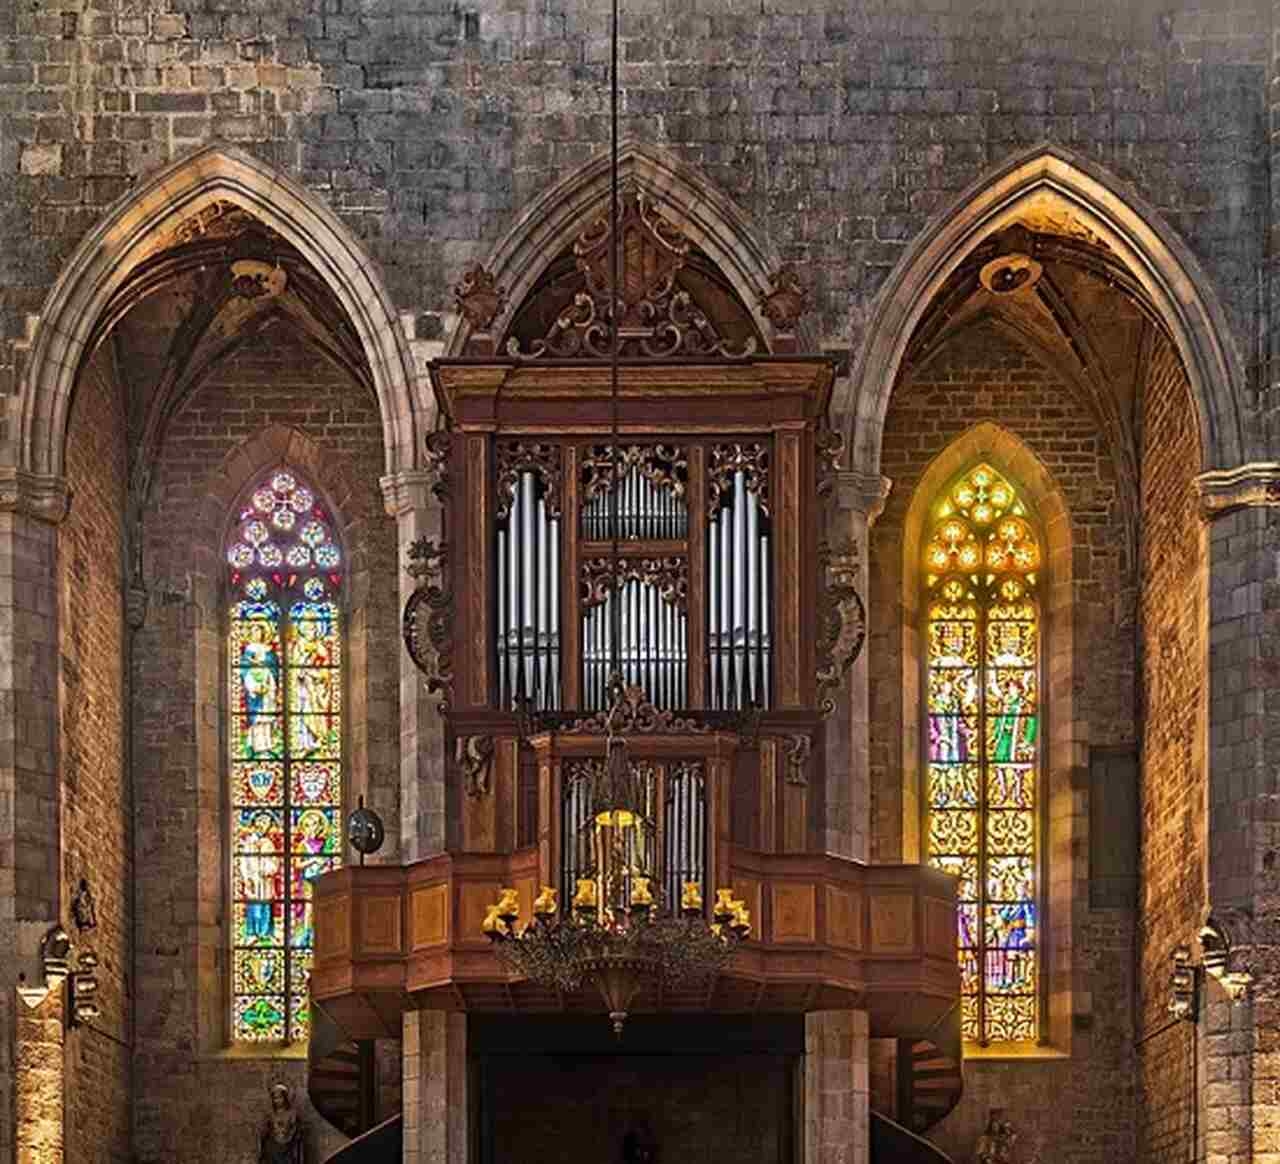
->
1195 462 1280 519
0 468 69 524
832 471 892 525
380 469 438 519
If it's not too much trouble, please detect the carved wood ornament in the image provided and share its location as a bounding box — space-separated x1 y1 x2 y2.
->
456 734 495 799
707 442 770 517
506 185 758 360
815 538 866 717
495 441 563 521
403 536 454 710
580 443 688 503
580 557 689 610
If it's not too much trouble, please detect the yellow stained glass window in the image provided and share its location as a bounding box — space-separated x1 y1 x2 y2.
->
924 464 1040 1045
226 469 343 1043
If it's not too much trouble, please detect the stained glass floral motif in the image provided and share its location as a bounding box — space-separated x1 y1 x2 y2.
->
924 464 1040 1045
229 468 342 1043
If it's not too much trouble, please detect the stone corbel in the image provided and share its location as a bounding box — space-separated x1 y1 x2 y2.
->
1199 911 1252 1001
833 470 892 526
380 468 437 519
0 468 70 524
815 538 866 717
1195 462 1280 519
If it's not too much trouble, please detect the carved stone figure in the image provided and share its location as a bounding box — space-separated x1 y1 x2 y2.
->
258 1083 305 1164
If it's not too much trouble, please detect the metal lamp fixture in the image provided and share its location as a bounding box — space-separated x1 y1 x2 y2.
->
483 0 749 1036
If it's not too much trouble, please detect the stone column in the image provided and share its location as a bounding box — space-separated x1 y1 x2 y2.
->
819 471 890 862
382 467 449 862
1193 464 1280 1164
804 1010 870 1164
402 1011 468 1164
15 983 64 1164
0 473 67 1164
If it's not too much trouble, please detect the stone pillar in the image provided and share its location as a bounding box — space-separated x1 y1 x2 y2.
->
402 1011 468 1164
1193 465 1280 1164
382 468 449 861
819 471 890 862
0 473 67 1164
14 984 64 1164
804 1010 870 1164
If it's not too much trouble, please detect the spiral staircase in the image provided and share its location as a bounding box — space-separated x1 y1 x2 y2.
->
869 1003 963 1164
309 999 402 1163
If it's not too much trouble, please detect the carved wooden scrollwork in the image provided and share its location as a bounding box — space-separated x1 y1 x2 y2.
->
403 536 453 711
815 420 844 498
760 265 809 333
423 429 451 502
784 733 813 786
580 443 688 503
580 557 689 610
455 734 495 799
454 263 506 332
707 442 770 517
815 538 866 717
506 187 757 360
567 684 708 735
495 440 563 521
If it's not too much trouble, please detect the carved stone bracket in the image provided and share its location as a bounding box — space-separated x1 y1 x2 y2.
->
1200 911 1253 1002
580 556 688 610
815 538 867 717
1195 462 1280 519
707 442 770 517
0 469 70 524
456 734 495 799
495 440 563 521
403 536 453 712
759 265 809 333
454 263 506 333
567 684 707 735
581 443 688 504
784 734 812 786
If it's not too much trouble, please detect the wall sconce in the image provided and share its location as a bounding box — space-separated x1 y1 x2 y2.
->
1167 945 1200 1022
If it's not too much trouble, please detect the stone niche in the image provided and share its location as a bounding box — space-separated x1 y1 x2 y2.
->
470 1014 803 1164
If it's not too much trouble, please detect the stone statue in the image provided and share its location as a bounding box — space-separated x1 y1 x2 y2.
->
258 1083 305 1164
975 1109 1016 1164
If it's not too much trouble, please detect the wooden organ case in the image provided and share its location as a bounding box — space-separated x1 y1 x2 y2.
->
312 195 958 1041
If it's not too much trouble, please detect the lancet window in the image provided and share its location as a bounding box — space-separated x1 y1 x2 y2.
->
226 468 344 1043
923 464 1040 1045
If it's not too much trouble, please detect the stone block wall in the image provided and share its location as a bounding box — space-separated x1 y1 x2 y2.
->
58 347 131 1162
129 327 394 1164
1136 333 1206 1151
868 325 1138 1161
0 0 1271 456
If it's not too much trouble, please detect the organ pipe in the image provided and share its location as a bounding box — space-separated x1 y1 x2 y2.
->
496 469 561 711
708 468 771 709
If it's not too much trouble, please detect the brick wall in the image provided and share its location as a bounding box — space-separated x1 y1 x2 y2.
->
130 326 394 1164
869 324 1137 1161
59 347 131 1162
0 0 1269 450
1136 333 1205 1153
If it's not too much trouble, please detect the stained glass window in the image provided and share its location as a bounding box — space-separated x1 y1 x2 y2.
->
227 469 343 1043
923 464 1040 1046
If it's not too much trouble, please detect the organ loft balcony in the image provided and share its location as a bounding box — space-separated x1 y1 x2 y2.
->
310 356 960 1041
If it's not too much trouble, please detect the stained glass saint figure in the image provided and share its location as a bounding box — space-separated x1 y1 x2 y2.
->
923 464 1041 1045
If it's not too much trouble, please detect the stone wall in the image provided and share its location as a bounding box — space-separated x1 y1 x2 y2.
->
129 326 394 1164
868 325 1137 1161
59 347 131 1162
0 0 1270 456
1136 333 1206 1152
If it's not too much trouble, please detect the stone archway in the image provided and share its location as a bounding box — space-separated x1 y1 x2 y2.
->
18 144 421 486
839 144 1246 475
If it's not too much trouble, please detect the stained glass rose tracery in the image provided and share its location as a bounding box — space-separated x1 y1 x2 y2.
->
924 464 1040 1046
228 469 342 1043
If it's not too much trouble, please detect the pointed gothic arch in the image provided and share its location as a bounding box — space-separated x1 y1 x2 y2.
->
840 144 1246 474
446 140 804 355
19 144 420 484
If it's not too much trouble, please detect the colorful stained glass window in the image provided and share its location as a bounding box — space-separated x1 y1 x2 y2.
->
227 469 343 1043
924 464 1040 1046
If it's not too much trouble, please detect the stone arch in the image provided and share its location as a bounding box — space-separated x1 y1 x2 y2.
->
446 140 802 354
841 144 1246 473
898 421 1079 1046
19 144 420 484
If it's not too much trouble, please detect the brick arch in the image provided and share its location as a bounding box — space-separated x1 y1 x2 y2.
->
445 139 804 355
840 143 1246 474
897 421 1079 1048
20 144 420 486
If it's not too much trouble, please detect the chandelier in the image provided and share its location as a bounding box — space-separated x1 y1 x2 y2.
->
484 676 750 1036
